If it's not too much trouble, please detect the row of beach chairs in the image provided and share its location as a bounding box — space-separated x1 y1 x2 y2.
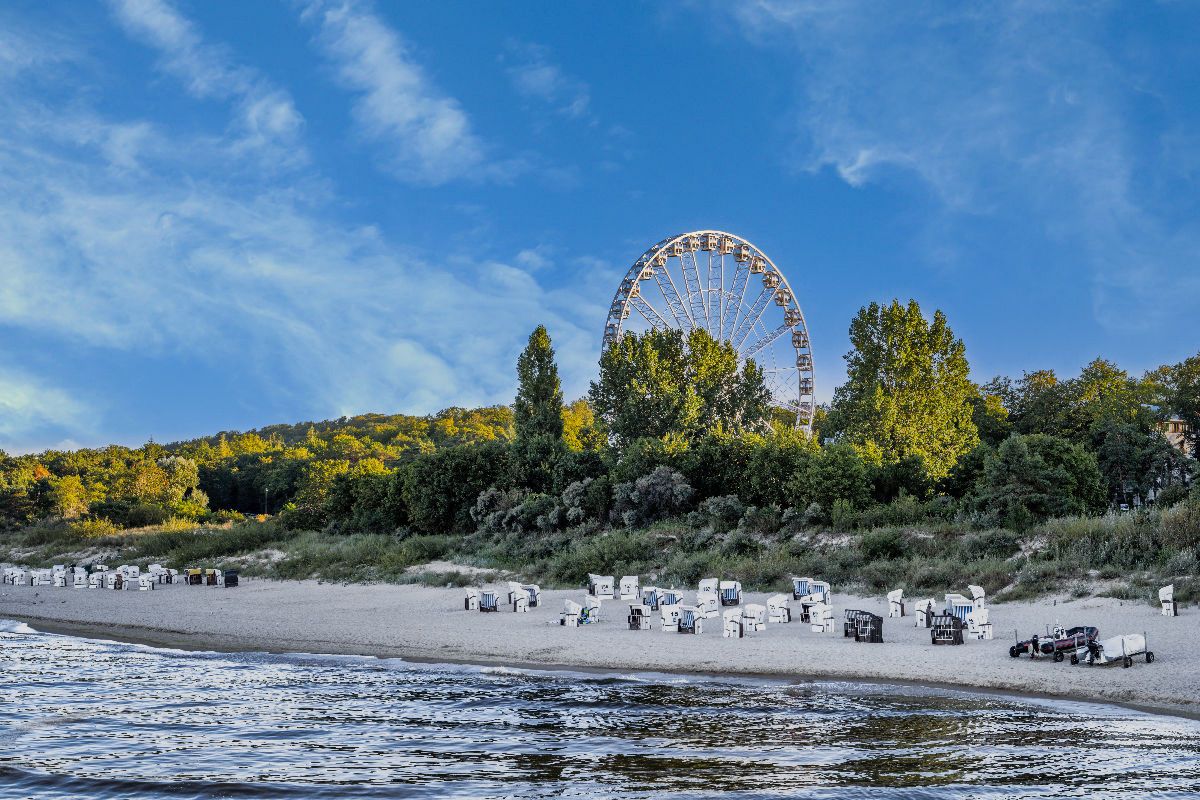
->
2 563 238 590
465 582 541 613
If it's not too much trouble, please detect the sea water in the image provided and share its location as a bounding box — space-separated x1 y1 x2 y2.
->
1 619 1198 799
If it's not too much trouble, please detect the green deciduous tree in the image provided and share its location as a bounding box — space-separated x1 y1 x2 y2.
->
589 328 770 449
825 299 978 480
514 325 564 442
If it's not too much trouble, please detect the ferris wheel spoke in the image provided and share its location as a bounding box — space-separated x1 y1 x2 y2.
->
653 268 695 330
740 322 790 360
730 286 776 350
723 258 751 343
630 295 670 330
680 252 710 334
708 251 722 337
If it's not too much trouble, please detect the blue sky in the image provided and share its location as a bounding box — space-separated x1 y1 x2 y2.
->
2 1 1198 453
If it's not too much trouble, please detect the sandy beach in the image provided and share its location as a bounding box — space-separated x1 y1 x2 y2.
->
2 578 1194 718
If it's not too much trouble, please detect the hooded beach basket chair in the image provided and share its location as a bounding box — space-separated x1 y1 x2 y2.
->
969 584 987 610
640 586 661 610
464 587 480 611
588 573 615 599
887 589 905 618
1160 585 1177 617
810 602 834 633
966 608 992 640
660 604 682 632
766 594 791 623
854 612 884 643
677 606 703 634
479 590 500 612
561 599 586 627
931 613 965 645
620 575 640 601
695 589 720 619
791 576 811 600
723 607 744 638
720 581 742 607
742 603 767 633
628 603 653 630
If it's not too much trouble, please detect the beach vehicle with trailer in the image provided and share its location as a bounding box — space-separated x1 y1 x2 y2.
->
1009 624 1098 661
1082 632 1154 667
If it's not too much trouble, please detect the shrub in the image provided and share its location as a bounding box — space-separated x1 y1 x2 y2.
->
692 495 743 534
69 518 119 538
859 530 907 560
611 467 694 528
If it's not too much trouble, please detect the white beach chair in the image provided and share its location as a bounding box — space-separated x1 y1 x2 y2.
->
969 584 987 610
659 589 684 606
640 586 661 610
88 571 103 589
587 573 615 599
945 593 973 623
72 567 88 588
464 587 480 611
121 565 141 590
719 580 742 607
723 607 744 638
512 593 529 613
561 599 586 627
695 589 720 619
628 603 653 630
698 578 719 596
619 575 640 601
766 594 791 623
584 595 605 623
30 569 52 587
660 604 682 633
807 581 830 604
677 606 703 634
887 589 905 618
166 568 179 584
809 602 834 633
52 565 67 587
104 571 121 590
914 598 936 628
137 574 155 591
1160 584 1177 617
966 608 992 640
505 581 524 606
479 590 500 612
11 568 28 586
791 576 812 600
742 603 767 633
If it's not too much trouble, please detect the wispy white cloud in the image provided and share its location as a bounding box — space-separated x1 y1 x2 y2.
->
301 0 498 185
502 41 592 121
0 364 87 448
725 1 1200 333
108 0 305 163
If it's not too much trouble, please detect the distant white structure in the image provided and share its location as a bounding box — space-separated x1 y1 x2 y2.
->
766 594 791 624
620 576 640 601
588 574 614 599
1161 585 1177 617
887 589 905 618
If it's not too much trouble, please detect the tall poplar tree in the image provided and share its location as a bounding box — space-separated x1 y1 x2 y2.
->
513 325 564 441
825 299 978 480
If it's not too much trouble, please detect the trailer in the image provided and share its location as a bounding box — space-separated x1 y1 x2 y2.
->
1082 632 1154 668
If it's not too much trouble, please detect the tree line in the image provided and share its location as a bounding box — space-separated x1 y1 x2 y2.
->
1 304 1196 541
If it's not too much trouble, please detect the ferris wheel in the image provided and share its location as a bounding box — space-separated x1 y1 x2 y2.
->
602 230 815 431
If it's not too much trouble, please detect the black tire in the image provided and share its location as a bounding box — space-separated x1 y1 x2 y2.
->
1010 646 1020 658
1070 654 1079 665
1123 656 1132 668
1146 651 1154 664
1054 651 1064 663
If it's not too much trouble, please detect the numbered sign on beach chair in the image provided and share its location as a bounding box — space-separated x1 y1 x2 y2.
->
766 594 791 623
742 603 767 632
887 589 905 618
719 581 742 607
723 607 743 638
619 576 640 600
1160 585 1177 617
698 578 719 596
587 573 614 599
660 604 682 632
628 604 652 630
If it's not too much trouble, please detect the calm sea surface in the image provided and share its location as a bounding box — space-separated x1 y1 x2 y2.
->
2 619 1198 799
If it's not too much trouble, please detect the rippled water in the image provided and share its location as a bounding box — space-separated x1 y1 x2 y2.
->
2 620 1199 799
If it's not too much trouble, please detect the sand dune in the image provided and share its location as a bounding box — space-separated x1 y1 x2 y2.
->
2 579 1193 718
